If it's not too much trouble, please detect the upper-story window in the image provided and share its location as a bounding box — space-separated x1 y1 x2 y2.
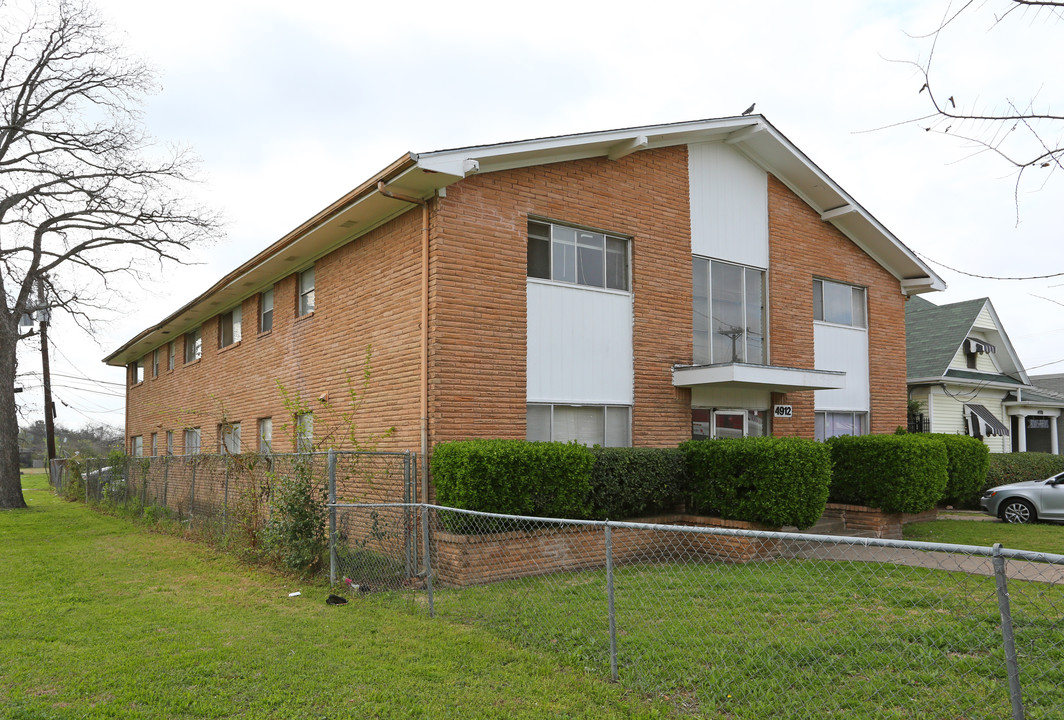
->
527 220 629 291
260 288 274 332
168 341 176 371
184 327 202 363
151 349 159 378
813 279 866 328
129 359 143 385
220 306 242 348
692 257 766 365
298 267 315 316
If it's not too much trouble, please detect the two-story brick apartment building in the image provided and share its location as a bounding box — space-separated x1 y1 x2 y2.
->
105 116 943 476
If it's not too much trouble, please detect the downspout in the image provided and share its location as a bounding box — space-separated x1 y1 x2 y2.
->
376 182 430 504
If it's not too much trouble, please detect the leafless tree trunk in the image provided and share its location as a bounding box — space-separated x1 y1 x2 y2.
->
0 0 219 508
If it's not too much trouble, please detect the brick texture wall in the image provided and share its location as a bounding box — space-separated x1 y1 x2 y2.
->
125 210 424 457
766 175 907 437
429 147 693 448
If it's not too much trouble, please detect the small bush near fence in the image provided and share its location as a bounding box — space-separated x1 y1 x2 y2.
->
682 437 831 529
432 440 594 525
986 452 1064 491
829 434 948 514
587 447 689 520
931 434 990 509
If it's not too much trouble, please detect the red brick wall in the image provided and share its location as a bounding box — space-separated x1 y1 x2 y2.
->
429 147 693 448
766 176 907 437
125 210 424 458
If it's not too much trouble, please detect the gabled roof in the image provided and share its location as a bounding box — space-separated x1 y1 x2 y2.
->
906 295 1029 385
105 115 945 366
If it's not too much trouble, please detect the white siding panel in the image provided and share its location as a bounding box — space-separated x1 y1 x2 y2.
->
814 324 869 411
688 142 769 268
527 282 633 405
930 387 1011 453
974 306 994 330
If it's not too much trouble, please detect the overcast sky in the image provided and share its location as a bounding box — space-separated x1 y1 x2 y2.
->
17 0 1064 433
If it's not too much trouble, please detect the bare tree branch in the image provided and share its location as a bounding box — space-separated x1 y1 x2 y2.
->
0 0 221 508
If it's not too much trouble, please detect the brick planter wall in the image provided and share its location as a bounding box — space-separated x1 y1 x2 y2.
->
433 514 780 587
821 503 939 540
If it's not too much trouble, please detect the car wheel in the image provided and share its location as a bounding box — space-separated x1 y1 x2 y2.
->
1001 499 1036 524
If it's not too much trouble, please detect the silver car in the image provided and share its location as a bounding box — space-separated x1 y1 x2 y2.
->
980 472 1064 523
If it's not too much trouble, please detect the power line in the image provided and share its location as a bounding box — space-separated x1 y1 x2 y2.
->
917 253 1064 281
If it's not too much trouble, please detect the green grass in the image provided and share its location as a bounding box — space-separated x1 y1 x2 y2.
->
904 519 1064 555
1 475 671 719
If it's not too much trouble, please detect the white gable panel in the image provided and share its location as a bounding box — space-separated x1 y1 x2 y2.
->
526 282 633 405
688 142 768 268
814 324 869 411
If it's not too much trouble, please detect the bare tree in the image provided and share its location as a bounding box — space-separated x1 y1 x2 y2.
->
907 0 1064 209
0 0 218 508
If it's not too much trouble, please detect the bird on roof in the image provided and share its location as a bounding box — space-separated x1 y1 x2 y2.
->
741 103 756 116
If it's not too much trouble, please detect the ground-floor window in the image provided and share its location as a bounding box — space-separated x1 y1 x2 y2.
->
815 411 867 441
691 409 768 440
526 404 631 447
131 436 143 457
184 427 201 455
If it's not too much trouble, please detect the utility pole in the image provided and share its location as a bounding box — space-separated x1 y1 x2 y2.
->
38 277 57 463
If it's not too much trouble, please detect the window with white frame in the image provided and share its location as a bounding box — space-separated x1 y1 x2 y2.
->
260 288 274 333
295 412 313 453
258 418 272 452
184 328 202 363
526 404 631 447
298 267 315 316
813 279 867 328
184 427 201 454
131 436 143 457
692 257 766 364
168 341 176 371
815 411 868 441
150 433 158 456
219 422 241 454
220 306 242 348
152 349 159 378
527 220 629 291
166 430 174 455
130 360 143 385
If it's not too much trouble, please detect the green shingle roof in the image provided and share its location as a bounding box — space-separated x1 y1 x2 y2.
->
906 295 987 379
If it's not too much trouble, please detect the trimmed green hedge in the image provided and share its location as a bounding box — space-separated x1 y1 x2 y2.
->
828 434 947 514
986 452 1064 492
431 440 594 522
930 434 990 509
681 437 831 530
587 447 689 520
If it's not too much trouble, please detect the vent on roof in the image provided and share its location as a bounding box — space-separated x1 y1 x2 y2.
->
339 220 357 229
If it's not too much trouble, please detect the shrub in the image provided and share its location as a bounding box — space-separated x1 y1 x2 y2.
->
431 440 594 523
587 447 689 520
681 437 831 530
986 452 1064 491
828 434 947 514
261 456 328 575
930 434 990 509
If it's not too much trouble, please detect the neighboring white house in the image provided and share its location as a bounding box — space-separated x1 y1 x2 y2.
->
907 296 1064 454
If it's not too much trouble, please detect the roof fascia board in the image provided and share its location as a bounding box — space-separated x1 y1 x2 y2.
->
103 154 419 365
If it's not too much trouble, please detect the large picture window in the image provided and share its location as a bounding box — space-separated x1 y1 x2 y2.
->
815 411 868 441
526 404 630 447
813 279 866 328
692 257 765 364
527 220 629 291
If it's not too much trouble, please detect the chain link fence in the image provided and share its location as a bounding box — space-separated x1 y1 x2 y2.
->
333 503 1064 720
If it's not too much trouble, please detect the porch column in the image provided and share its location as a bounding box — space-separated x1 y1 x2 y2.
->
1014 413 1028 452
1052 415 1060 455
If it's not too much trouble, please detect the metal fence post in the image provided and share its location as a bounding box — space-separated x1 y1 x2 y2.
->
189 461 197 522
605 521 618 682
423 496 434 619
162 459 169 509
223 461 230 532
140 460 148 509
993 543 1026 720
328 449 337 587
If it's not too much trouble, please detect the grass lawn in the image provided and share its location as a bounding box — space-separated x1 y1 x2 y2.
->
904 519 1064 556
0 474 671 719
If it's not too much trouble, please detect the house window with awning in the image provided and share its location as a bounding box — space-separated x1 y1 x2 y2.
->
965 404 1010 438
